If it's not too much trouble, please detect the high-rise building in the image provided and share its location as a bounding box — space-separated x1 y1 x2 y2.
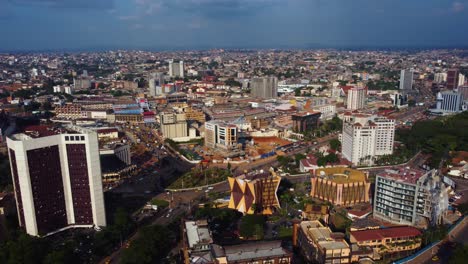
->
346 87 366 110
204 120 237 150
446 69 459 89
457 86 468 101
434 72 447 84
374 168 449 226
250 77 278 99
399 69 414 91
341 113 395 165
149 72 165 97
228 170 281 215
432 90 464 114
168 60 184 78
291 112 321 133
7 125 106 236
458 73 466 87
159 112 188 139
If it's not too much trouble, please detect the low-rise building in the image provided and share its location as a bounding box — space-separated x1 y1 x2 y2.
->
350 226 422 258
311 167 370 206
228 170 281 215
297 221 350 264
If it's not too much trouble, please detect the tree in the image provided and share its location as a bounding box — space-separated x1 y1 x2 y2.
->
120 225 173 264
294 153 306 166
329 138 341 151
450 244 468 264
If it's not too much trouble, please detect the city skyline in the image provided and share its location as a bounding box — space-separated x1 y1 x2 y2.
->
1 0 468 51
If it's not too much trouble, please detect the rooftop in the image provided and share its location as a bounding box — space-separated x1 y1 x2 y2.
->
377 166 426 184
350 226 422 242
185 221 213 249
314 167 367 184
219 241 291 261
300 221 349 251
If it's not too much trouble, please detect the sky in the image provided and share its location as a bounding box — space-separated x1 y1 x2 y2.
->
0 0 468 51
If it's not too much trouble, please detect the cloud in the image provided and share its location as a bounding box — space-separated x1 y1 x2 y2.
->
452 1 465 13
5 0 115 10
118 15 138 21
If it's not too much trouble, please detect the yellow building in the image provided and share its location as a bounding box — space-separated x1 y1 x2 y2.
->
311 167 370 206
228 171 280 215
297 221 350 264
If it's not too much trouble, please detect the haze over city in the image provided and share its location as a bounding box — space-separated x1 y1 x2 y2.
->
1 0 468 51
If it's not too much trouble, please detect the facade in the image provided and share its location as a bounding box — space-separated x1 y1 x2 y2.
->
373 168 449 226
169 60 184 78
292 111 321 133
251 76 278 99
311 167 370 206
184 220 213 253
159 112 188 139
149 72 165 96
297 221 350 264
350 226 422 257
228 170 281 215
346 87 366 110
432 90 464 114
115 113 144 123
399 69 414 91
341 114 395 165
55 104 87 120
447 69 459 89
434 72 447 84
6 125 106 236
205 120 237 150
459 73 466 87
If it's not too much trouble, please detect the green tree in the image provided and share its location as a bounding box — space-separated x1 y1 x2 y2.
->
450 244 468 264
329 138 341 151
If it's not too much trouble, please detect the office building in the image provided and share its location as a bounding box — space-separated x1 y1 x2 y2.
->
148 72 165 97
374 167 449 226
292 111 321 133
434 72 447 84
159 112 188 139
431 90 464 115
447 69 459 89
297 221 350 264
204 120 237 150
457 86 468 100
228 170 281 215
168 60 184 78
7 125 106 236
311 167 370 206
251 76 278 99
399 69 414 91
341 114 395 165
346 87 366 110
459 73 466 87
350 226 422 258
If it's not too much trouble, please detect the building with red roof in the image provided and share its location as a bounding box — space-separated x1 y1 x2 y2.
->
350 226 422 257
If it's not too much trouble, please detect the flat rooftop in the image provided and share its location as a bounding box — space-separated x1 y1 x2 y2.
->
185 221 213 249
377 166 426 184
223 241 290 261
315 167 367 184
300 221 349 251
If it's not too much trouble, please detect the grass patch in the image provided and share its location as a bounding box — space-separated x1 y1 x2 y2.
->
278 226 293 238
150 199 169 208
169 167 232 189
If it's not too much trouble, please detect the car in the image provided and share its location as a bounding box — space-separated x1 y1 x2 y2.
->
166 214 170 218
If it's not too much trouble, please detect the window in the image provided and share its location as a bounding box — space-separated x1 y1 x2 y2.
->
65 136 69 141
